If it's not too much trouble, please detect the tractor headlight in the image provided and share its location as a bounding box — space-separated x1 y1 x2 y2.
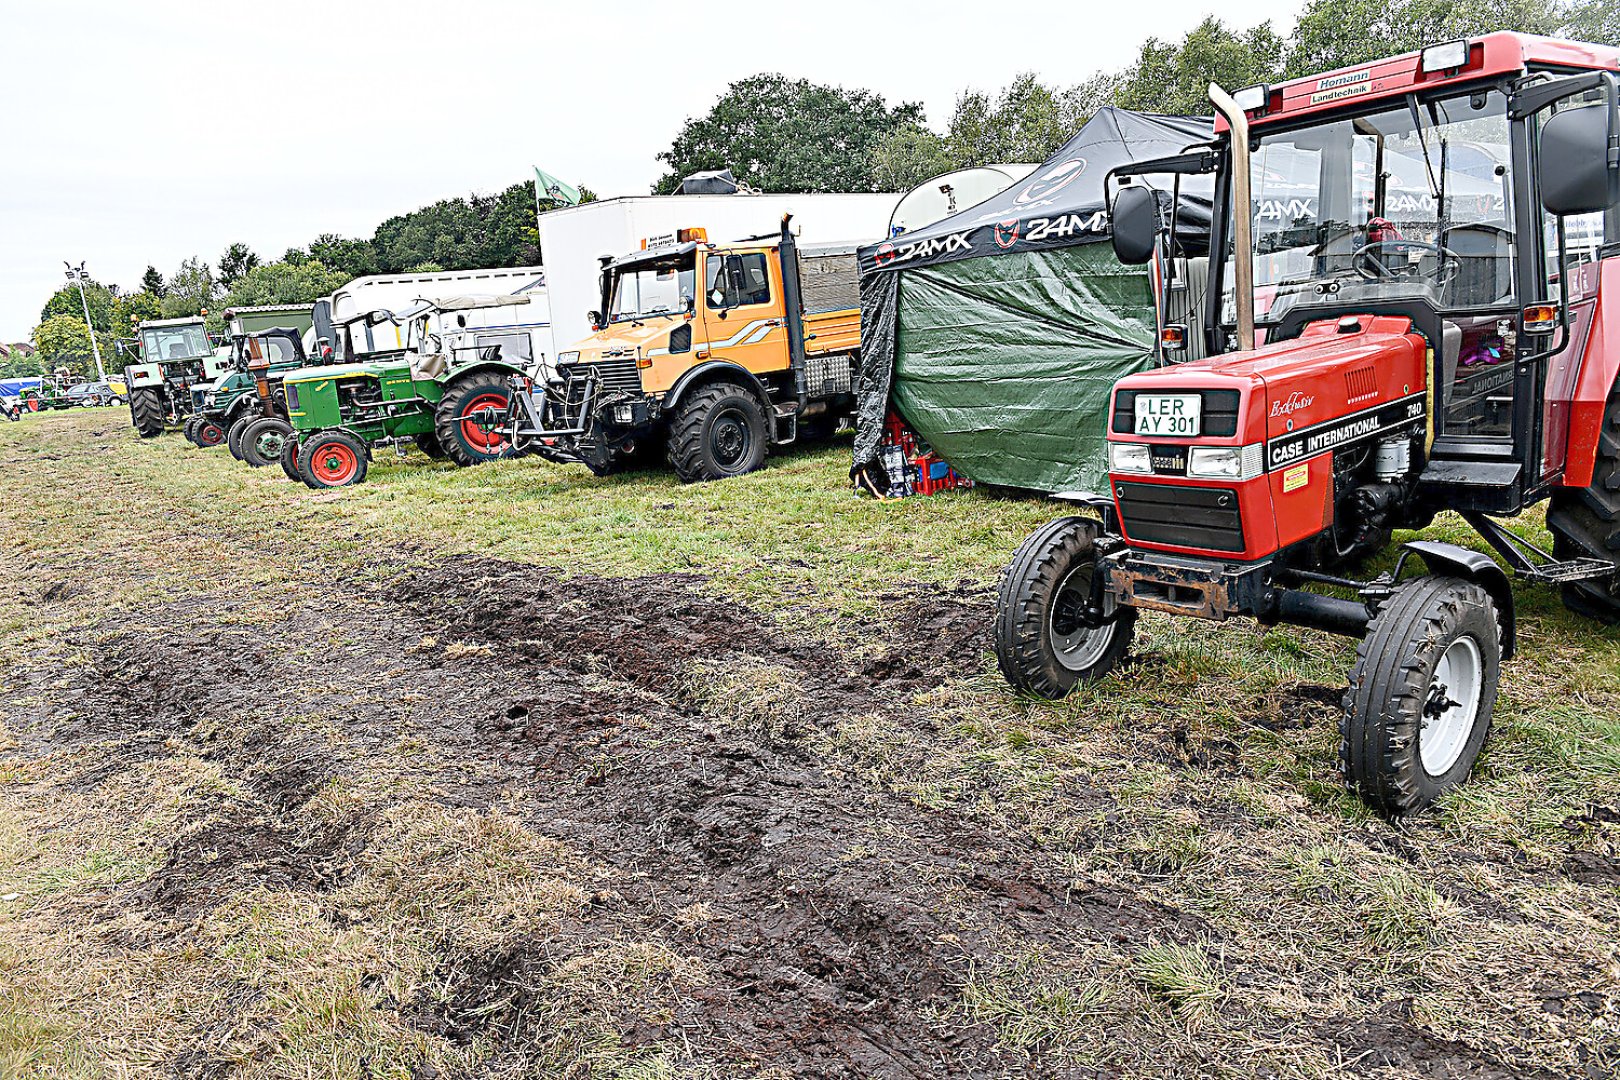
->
558 351 580 365
1187 444 1264 480
1108 442 1153 475
613 403 634 424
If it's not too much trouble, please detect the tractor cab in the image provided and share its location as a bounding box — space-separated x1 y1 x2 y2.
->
997 34 1620 817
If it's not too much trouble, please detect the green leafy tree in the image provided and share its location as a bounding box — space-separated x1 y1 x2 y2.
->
161 257 215 319
140 266 165 297
1563 0 1620 44
371 179 550 272
40 279 115 333
221 259 351 309
654 74 928 194
306 233 378 278
1115 17 1286 115
946 72 1115 165
871 128 955 192
32 315 106 375
218 243 261 290
112 291 163 337
1287 0 1560 78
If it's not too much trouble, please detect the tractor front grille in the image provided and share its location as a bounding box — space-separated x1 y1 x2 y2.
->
1115 481 1245 553
577 356 642 395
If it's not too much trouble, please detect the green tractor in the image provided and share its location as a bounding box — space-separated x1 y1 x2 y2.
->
183 328 310 456
122 317 229 437
283 295 542 489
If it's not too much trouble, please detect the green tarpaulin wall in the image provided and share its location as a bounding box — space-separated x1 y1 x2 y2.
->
890 245 1156 494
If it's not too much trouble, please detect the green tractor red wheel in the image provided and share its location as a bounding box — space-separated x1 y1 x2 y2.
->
280 438 301 482
297 431 368 489
433 372 514 467
195 419 226 447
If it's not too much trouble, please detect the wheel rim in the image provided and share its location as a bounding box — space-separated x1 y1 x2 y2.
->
198 423 223 446
253 428 287 458
1048 563 1117 674
710 407 752 470
458 392 509 454
311 442 358 485
1420 634 1484 776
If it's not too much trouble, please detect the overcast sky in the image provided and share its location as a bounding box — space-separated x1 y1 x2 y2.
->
0 0 1306 341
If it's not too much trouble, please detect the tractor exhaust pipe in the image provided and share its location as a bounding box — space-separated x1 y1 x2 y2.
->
1208 82 1255 352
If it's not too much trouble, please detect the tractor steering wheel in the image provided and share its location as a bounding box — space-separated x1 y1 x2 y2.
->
1351 239 1460 285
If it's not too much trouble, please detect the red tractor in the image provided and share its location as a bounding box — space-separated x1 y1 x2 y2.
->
996 34 1620 816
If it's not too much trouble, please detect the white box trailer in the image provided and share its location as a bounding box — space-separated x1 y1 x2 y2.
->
329 266 548 354
537 193 897 359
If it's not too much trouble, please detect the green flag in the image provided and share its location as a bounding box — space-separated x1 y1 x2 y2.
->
534 167 581 208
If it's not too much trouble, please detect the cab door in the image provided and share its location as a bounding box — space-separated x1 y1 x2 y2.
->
701 248 788 375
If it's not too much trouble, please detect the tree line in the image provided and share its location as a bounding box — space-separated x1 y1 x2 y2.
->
21 0 1618 378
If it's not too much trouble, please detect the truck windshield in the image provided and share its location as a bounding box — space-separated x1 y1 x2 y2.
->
610 257 695 322
1224 86 1516 328
140 323 211 361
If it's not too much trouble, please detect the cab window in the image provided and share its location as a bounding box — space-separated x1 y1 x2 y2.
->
706 253 772 309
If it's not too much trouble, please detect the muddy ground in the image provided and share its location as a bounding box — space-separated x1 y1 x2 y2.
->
0 410 1616 1078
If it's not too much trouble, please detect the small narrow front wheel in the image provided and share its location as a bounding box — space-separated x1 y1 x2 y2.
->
195 418 226 447
994 517 1136 699
226 415 256 461
1342 575 1501 817
241 417 293 468
279 437 302 482
297 430 368 489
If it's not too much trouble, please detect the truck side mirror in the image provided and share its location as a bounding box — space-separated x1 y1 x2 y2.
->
1110 185 1159 266
587 309 603 330
1538 104 1619 217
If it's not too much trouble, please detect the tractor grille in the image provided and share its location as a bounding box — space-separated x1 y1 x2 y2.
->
1115 481 1245 552
578 356 642 395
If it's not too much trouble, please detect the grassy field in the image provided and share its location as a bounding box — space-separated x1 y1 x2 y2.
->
0 407 1616 1078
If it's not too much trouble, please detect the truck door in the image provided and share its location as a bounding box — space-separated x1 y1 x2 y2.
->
703 249 785 374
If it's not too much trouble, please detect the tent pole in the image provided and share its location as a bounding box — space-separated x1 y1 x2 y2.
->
1208 83 1255 352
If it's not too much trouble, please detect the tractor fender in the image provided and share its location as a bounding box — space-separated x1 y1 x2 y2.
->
663 361 770 412
440 360 528 388
1399 540 1516 659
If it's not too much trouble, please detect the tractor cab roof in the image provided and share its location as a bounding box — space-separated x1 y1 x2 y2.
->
1222 32 1620 133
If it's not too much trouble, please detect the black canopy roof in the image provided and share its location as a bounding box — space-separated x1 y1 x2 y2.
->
858 108 1215 275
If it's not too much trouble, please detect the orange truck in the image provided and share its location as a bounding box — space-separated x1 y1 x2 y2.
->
508 216 860 482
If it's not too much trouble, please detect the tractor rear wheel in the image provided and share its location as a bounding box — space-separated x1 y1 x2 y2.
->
242 417 294 468
226 415 256 461
1547 378 1620 622
128 388 164 438
994 517 1137 699
434 372 513 467
1341 575 1501 817
668 381 768 483
297 430 368 489
279 437 302 482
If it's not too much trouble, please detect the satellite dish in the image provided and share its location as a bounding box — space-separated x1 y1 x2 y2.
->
888 164 1039 236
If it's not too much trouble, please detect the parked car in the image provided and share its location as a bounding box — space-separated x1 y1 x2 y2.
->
64 380 121 407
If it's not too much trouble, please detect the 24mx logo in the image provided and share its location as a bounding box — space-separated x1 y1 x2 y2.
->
1024 212 1108 243
872 230 972 267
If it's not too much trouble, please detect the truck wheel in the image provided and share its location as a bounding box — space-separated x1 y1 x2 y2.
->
994 517 1136 699
1547 379 1620 622
195 418 226 448
434 372 513 467
226 415 256 461
241 417 293 468
279 438 302 482
413 432 448 460
1341 575 1501 817
297 431 368 489
668 382 768 482
128 388 164 438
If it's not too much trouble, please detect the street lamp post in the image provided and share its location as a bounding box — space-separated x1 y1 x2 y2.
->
63 261 107 381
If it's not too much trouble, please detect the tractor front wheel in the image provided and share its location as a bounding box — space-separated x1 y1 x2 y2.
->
241 417 294 468
668 381 768 483
128 388 164 438
1547 377 1620 622
434 373 513 467
1341 575 1501 817
182 416 202 445
279 437 302 482
994 517 1137 699
195 418 226 448
226 415 256 461
297 431 368 489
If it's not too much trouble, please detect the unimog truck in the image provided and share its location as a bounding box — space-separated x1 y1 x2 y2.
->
994 34 1620 816
283 295 546 488
508 216 860 482
123 316 228 437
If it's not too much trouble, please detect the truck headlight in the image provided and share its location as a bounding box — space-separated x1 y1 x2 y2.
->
1187 444 1264 480
1108 442 1153 474
558 351 580 365
613 403 634 424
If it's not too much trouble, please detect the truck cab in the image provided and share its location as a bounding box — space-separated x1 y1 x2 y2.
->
513 218 861 481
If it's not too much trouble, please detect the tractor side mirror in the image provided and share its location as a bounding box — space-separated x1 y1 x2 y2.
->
1538 103 1619 217
1110 185 1159 266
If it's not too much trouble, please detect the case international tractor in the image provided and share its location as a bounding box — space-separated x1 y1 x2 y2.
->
507 217 860 482
282 296 541 489
994 34 1620 816
122 316 229 437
